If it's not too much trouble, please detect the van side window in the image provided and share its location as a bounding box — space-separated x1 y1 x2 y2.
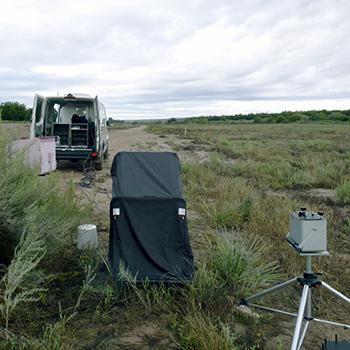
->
35 99 43 122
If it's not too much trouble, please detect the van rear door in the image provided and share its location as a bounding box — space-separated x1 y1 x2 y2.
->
94 96 101 153
30 94 45 138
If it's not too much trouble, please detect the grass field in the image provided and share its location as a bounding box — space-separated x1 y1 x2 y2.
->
148 123 350 347
1 122 349 349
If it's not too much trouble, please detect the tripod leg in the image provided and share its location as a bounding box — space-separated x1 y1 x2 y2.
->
291 285 309 350
242 277 298 305
322 281 350 304
305 288 312 319
297 320 309 350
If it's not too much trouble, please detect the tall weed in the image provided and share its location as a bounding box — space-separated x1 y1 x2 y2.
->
0 222 46 330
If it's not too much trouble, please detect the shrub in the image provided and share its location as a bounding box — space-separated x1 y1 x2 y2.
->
0 128 92 334
0 130 92 266
174 311 237 350
0 102 32 121
208 235 280 296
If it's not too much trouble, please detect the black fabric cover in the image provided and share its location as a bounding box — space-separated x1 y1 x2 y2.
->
111 151 182 198
109 151 193 282
109 197 193 282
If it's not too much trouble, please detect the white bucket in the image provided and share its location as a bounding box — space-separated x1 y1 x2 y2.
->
77 224 98 250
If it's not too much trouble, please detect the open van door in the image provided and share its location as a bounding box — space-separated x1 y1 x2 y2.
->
93 96 101 149
30 94 45 138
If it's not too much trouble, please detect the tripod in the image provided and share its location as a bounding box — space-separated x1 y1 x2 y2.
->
240 251 350 350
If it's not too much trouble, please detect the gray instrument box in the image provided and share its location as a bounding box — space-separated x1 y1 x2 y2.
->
286 210 327 252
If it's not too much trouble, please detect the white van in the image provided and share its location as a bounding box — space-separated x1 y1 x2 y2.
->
30 93 109 170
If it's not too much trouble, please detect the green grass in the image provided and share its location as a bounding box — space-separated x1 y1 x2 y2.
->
147 122 350 347
0 128 93 343
0 132 92 267
336 180 350 204
173 310 238 350
149 123 350 190
209 235 280 296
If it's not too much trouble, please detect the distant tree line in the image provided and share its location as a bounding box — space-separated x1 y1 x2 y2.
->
0 102 32 121
167 109 350 124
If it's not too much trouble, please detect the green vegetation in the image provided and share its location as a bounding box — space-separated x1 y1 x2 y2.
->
148 122 350 347
167 109 350 124
0 129 93 347
0 102 32 121
152 123 350 191
0 133 91 266
107 120 140 129
173 311 237 350
336 181 350 204
1 121 349 349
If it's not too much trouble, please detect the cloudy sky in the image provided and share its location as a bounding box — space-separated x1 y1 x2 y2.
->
0 0 349 119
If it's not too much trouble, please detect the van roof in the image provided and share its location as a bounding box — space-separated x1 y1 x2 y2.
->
45 93 94 100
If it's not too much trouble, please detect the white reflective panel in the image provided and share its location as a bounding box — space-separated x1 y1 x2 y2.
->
178 208 186 216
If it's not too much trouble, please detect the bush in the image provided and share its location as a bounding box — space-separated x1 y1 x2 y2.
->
185 232 280 310
0 130 92 266
0 128 92 332
209 235 280 296
0 102 32 121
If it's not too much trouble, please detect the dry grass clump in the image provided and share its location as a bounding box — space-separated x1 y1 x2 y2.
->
336 180 350 204
173 310 237 350
209 235 280 296
188 234 280 305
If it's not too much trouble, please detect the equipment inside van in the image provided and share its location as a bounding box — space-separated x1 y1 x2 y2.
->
30 93 109 170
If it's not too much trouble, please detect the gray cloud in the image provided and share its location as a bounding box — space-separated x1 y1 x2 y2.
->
0 0 350 118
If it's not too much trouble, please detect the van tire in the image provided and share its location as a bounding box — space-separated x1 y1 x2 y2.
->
94 157 103 170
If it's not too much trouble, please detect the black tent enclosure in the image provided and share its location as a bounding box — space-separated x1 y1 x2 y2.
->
109 151 194 282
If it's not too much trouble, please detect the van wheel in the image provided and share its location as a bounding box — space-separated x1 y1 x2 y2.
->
94 157 103 170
